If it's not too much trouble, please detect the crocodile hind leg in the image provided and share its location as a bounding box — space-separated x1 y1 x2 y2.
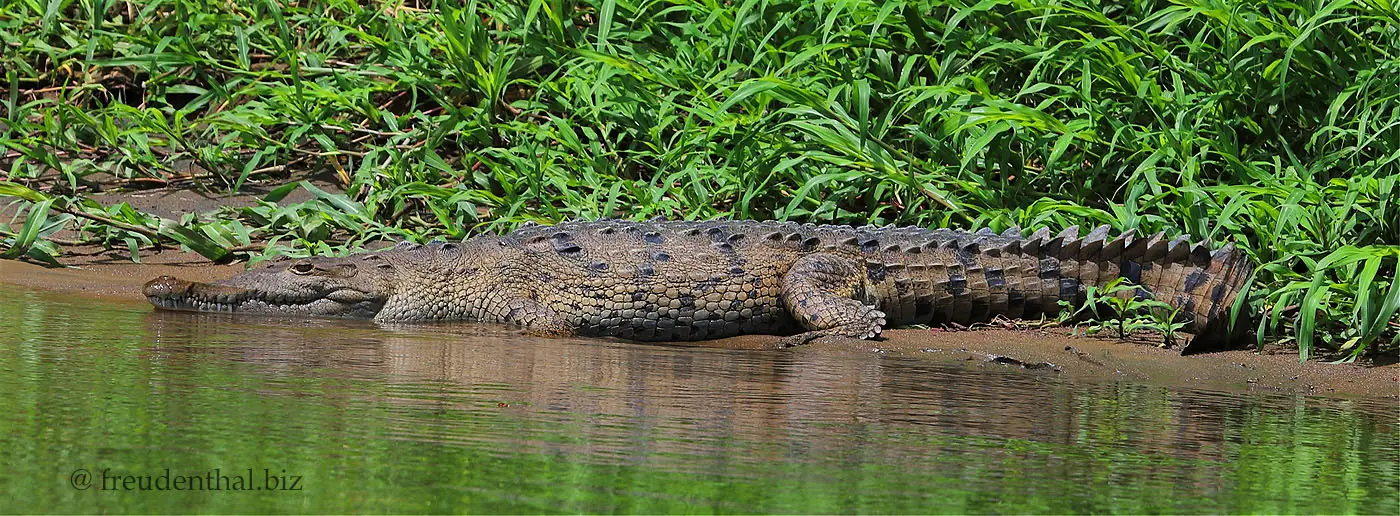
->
776 253 887 348
500 297 575 337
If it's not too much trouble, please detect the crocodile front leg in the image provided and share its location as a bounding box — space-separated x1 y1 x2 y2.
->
776 253 887 347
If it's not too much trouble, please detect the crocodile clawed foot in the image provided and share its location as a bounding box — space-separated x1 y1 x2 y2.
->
774 314 886 349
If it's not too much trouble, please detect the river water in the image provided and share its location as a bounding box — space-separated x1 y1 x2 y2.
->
1 284 1396 513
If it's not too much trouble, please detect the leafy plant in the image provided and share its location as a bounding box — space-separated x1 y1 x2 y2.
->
1059 277 1189 347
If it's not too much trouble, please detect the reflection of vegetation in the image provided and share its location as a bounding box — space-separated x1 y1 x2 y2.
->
0 0 1396 357
0 288 1396 513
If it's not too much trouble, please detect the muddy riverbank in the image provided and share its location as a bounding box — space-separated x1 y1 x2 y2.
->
2 251 1395 400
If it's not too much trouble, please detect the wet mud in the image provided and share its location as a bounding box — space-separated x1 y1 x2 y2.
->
1 250 1396 400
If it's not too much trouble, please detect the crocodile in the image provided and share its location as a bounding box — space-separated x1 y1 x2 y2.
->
143 219 1253 347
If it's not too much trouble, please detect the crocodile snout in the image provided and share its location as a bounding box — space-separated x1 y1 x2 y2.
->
143 275 192 299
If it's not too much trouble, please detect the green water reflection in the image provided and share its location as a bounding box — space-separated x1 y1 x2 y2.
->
1 285 1396 513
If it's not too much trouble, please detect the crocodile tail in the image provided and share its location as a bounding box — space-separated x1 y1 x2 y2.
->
1014 225 1253 342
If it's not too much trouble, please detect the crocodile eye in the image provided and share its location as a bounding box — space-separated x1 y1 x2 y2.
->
290 262 315 275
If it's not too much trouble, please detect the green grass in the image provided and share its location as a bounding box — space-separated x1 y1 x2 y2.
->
0 0 1396 359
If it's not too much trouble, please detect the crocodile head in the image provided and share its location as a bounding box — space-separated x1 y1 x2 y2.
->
143 254 395 318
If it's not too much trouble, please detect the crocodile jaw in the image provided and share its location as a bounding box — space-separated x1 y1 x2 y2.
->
143 275 385 318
